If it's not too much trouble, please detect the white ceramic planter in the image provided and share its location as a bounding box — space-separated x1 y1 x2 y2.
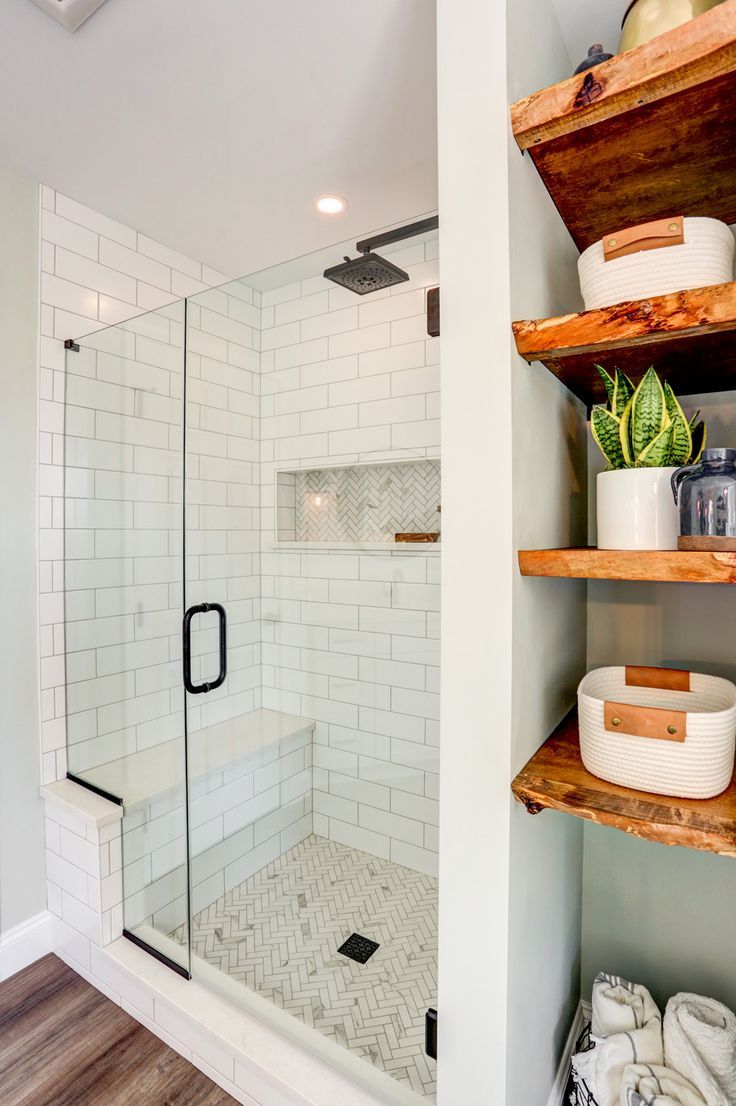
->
596 467 678 550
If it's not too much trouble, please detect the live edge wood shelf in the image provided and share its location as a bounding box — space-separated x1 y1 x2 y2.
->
510 2 736 250
512 710 736 856
513 282 736 407
518 548 736 584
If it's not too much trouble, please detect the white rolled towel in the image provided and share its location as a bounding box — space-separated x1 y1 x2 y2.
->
664 993 736 1106
620 1063 707 1106
572 973 663 1106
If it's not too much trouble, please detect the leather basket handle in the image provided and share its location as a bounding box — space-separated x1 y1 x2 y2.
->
625 665 691 692
603 666 692 742
603 216 684 262
604 700 687 743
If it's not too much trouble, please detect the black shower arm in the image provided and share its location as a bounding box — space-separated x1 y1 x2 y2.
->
356 215 438 255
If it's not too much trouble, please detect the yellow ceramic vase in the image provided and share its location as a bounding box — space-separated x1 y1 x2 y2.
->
620 0 726 52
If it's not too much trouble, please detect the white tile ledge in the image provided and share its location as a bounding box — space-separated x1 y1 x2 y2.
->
269 540 441 553
40 778 123 828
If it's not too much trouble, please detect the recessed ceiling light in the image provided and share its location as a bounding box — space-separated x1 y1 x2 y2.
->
316 195 348 215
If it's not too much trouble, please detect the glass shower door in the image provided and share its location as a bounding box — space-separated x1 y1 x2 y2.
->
63 301 191 976
182 279 266 955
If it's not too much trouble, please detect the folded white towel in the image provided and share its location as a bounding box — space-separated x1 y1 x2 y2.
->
620 1063 707 1106
664 993 736 1106
572 974 663 1106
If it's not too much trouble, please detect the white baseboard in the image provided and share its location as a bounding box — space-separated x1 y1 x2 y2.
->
547 1000 587 1106
0 910 52 982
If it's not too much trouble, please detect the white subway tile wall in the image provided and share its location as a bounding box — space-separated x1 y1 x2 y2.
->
60 279 263 785
44 799 123 950
62 306 187 780
39 186 230 786
183 284 262 734
41 187 440 881
260 238 441 876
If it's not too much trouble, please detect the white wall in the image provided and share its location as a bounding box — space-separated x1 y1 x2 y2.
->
0 164 46 934
436 0 589 1101
435 0 514 1100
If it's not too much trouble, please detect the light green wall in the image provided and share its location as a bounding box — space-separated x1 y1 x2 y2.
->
582 826 736 1013
582 388 736 1012
0 164 46 934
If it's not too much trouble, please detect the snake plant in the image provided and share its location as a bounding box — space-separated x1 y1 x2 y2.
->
591 365 706 470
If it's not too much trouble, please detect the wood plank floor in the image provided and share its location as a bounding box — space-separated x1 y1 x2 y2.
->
0 954 240 1106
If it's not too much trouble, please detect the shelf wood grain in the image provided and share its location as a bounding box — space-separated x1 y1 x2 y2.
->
510 2 736 250
518 548 736 583
512 710 736 856
512 282 736 406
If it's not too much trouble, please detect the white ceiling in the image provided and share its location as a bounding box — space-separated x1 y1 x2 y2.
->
0 0 438 276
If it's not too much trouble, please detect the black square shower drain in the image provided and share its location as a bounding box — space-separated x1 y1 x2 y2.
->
337 932 379 964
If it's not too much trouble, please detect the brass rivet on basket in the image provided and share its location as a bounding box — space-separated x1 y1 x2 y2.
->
608 238 617 247
612 716 621 726
667 724 678 735
668 222 679 232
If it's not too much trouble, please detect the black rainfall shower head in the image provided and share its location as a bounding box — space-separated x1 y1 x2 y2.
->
323 252 409 296
322 216 438 296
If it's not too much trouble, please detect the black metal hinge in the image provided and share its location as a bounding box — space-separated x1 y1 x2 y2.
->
425 1007 437 1060
64 338 80 352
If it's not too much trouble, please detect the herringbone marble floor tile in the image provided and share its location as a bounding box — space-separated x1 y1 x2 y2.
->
187 834 438 1099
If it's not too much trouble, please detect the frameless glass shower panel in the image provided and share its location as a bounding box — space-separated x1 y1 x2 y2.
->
63 302 190 974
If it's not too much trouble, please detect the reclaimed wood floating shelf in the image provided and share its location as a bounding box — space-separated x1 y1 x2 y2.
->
512 710 736 856
518 548 736 584
510 2 736 249
513 281 736 407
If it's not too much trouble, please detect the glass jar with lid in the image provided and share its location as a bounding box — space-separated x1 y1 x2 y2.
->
672 448 736 550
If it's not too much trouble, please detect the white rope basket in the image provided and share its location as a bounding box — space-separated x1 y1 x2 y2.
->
578 667 736 799
578 217 734 310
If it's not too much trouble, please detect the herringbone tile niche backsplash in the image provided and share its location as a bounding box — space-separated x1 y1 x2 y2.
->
277 460 441 542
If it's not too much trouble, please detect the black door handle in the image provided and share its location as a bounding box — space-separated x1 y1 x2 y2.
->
183 603 227 694
425 1008 437 1060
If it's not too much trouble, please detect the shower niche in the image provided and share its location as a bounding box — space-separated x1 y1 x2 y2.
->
274 457 441 546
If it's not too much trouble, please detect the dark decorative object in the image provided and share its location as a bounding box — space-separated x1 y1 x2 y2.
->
574 44 613 75
427 286 439 337
337 933 380 964
672 447 736 550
